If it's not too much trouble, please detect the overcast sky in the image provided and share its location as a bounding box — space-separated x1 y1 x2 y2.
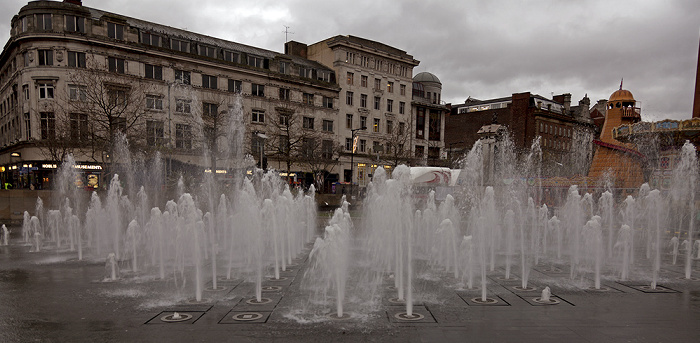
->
2 0 699 121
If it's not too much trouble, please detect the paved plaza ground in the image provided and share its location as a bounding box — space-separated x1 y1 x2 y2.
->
2 224 700 343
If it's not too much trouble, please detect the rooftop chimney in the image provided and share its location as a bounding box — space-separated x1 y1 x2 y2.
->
284 41 308 58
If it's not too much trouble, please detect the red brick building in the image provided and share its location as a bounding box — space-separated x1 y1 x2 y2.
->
446 92 596 176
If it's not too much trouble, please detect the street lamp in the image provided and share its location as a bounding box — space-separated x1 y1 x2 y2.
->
254 131 268 170
349 126 367 197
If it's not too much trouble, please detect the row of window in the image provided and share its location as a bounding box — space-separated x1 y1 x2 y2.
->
16 13 334 82
346 73 407 95
539 122 572 138
344 51 410 78
345 92 406 114
344 113 406 135
542 137 570 151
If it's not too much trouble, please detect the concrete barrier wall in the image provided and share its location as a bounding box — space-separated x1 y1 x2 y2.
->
0 190 56 223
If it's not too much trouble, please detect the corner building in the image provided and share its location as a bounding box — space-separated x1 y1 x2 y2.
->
0 0 340 189
287 36 420 187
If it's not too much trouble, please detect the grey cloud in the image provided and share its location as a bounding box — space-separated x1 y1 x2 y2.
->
1 0 697 120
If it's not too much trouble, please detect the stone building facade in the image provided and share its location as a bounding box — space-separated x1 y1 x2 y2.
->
0 0 342 190
288 36 422 186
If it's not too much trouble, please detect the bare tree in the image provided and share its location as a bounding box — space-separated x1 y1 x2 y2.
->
265 104 307 176
296 132 342 191
381 120 414 167
51 58 155 173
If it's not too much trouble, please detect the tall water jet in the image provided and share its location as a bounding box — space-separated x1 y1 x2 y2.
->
671 142 698 279
305 200 351 318
617 225 633 281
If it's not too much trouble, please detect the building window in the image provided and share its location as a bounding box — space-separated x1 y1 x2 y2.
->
303 116 314 130
198 44 217 58
175 124 192 149
346 114 353 129
429 110 441 141
399 101 405 114
107 22 124 40
108 57 125 74
400 84 406 96
373 118 380 132
112 117 126 134
345 137 352 151
416 108 426 139
399 122 405 136
374 78 381 91
303 93 314 106
322 119 333 132
38 50 53 66
247 55 266 68
373 141 383 154
360 116 367 129
374 96 380 110
36 14 52 31
22 85 29 100
387 120 393 134
360 94 367 108
146 120 164 146
317 70 333 82
171 39 189 53
299 67 313 78
347 72 354 85
323 96 333 109
252 136 265 159
203 102 218 117
67 51 86 68
38 82 54 99
415 145 424 158
175 70 191 85
387 82 394 93
141 32 161 47
387 99 393 112
345 91 354 106
346 51 355 63
68 85 86 101
146 95 163 110
40 112 55 139
202 74 217 89
24 112 30 140
223 50 239 63
108 88 127 107
322 140 334 159
279 88 290 101
176 99 191 114
361 75 368 87
228 79 242 93
145 64 162 80
359 139 366 153
65 15 84 33
252 109 265 123
279 61 288 74
251 84 265 97
279 114 289 126
70 113 88 141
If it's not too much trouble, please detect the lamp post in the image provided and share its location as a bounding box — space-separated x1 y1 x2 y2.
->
349 126 367 197
254 131 268 170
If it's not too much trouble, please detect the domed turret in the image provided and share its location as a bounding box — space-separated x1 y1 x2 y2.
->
412 72 442 104
413 72 441 84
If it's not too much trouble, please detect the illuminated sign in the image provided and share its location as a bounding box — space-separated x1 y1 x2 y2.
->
10 152 20 157
74 165 102 170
